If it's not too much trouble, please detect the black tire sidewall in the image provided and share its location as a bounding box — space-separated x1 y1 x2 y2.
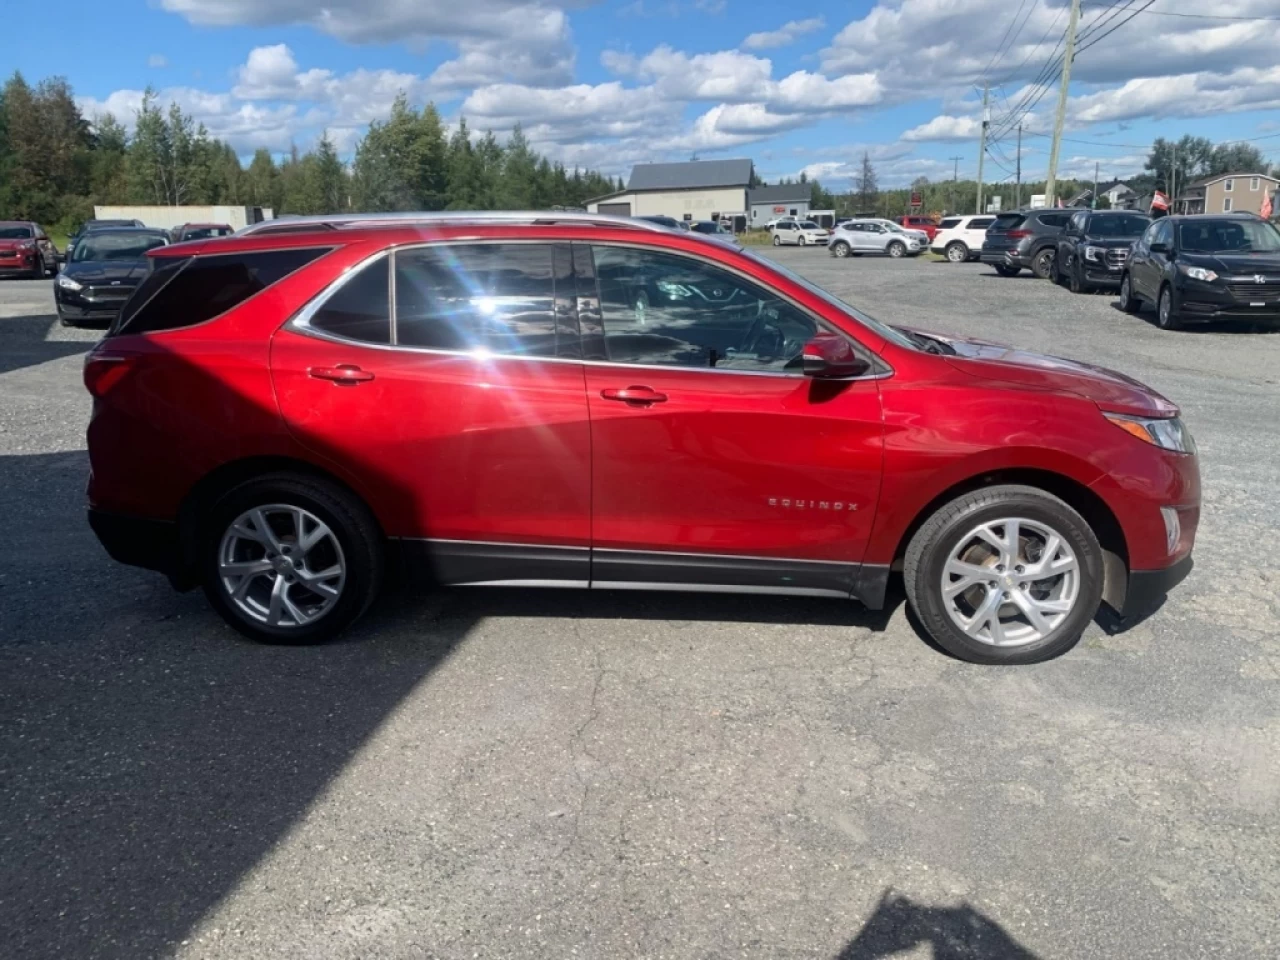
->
1032 250 1053 279
907 489 1103 664
1157 285 1181 330
200 476 382 645
1119 273 1138 312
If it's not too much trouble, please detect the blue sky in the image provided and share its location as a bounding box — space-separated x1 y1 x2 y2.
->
11 0 1280 188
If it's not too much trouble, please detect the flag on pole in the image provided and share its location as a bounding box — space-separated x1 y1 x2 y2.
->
1262 190 1274 220
1151 190 1170 212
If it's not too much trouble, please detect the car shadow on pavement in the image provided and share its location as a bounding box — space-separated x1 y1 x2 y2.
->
1106 302 1280 334
836 889 1041 959
0 314 96 376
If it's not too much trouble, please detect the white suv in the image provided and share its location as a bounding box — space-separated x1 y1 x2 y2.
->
931 215 997 262
770 218 830 247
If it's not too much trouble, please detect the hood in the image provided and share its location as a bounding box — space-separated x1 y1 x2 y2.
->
903 327 1178 418
62 260 150 284
1179 251 1280 276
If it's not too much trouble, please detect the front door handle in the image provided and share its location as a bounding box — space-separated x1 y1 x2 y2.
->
600 385 668 406
309 364 375 385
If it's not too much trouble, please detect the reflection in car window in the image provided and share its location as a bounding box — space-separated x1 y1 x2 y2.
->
1087 214 1149 238
1176 218 1280 253
311 255 391 344
395 244 558 356
591 246 817 373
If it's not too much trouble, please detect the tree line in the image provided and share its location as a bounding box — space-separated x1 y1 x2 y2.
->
0 73 624 233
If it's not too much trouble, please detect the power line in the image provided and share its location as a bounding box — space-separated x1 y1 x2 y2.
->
1083 3 1280 20
983 0 1033 81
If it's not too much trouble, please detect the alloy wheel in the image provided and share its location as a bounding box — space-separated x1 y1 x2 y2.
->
218 504 347 628
941 517 1080 647
946 243 967 263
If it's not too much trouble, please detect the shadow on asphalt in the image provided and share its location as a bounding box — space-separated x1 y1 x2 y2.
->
0 314 96 376
1106 302 1280 334
836 889 1040 959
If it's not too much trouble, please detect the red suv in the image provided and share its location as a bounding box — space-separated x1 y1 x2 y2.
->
84 213 1199 664
896 215 939 241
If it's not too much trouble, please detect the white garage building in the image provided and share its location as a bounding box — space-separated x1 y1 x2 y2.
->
586 159 752 223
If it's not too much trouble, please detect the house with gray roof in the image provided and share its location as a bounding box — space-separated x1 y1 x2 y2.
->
586 159 754 224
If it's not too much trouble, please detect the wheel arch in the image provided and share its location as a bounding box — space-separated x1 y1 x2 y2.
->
881 466 1129 612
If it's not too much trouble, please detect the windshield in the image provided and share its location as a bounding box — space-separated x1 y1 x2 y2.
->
1178 219 1280 253
741 248 917 351
73 233 168 262
1089 214 1148 238
799 221 820 229
0 225 33 239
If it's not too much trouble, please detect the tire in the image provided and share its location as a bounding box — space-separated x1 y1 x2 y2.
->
28 256 43 280
1068 259 1091 294
1156 284 1182 331
772 234 781 246
1031 248 1055 280
44 254 56 278
887 241 906 258
945 241 968 263
200 473 384 645
1118 273 1140 313
832 241 851 258
994 264 1020 277
903 484 1103 665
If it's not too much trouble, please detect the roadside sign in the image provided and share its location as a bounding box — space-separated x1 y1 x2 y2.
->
987 196 1002 212
1029 194 1047 209
910 192 922 208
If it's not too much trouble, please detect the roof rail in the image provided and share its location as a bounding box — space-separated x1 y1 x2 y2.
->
235 210 678 237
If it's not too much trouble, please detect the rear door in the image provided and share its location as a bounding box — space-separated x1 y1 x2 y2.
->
965 217 995 250
576 242 884 593
272 242 593 584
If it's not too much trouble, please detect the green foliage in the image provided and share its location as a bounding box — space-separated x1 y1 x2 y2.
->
1146 136 1270 192
854 151 878 213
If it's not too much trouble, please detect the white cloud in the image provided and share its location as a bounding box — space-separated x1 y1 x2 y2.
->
901 115 983 143
77 87 303 152
742 17 825 51
148 54 168 69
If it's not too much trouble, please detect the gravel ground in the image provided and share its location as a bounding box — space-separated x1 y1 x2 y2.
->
2 253 1278 960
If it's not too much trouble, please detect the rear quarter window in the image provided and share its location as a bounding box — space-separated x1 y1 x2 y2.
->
118 247 330 335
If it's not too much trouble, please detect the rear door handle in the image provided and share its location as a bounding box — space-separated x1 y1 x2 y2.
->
309 364 375 385
600 385 668 406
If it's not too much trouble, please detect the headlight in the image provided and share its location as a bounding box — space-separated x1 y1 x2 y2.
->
1104 413 1196 454
56 273 83 291
1181 265 1218 282
1083 245 1105 262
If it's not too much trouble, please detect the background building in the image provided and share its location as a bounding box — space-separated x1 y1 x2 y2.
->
1175 172 1280 215
746 184 812 227
586 159 752 222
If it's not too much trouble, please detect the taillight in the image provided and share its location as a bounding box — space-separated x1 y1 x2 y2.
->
84 352 135 397
1006 229 1032 239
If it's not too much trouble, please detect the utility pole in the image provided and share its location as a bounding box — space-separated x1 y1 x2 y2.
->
1092 160 1099 209
1044 0 1082 207
1015 124 1023 209
1171 140 1178 213
976 82 990 214
948 155 963 214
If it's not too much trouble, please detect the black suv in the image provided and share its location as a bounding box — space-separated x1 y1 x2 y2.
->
1055 209 1151 294
1120 214 1280 330
981 209 1073 278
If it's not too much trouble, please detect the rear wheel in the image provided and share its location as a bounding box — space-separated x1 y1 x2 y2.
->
1118 273 1140 313
887 240 907 258
1156 284 1182 331
832 241 851 258
1031 248 1055 280
201 473 384 645
945 241 968 263
994 264 1020 277
904 485 1103 664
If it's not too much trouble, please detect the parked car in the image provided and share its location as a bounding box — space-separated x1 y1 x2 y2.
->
55 227 169 327
689 220 741 246
981 209 1074 278
1054 210 1152 293
896 215 939 241
1119 213 1280 330
65 218 145 262
770 218 830 246
828 220 925 258
171 222 235 243
0 220 58 278
83 211 1199 665
636 215 690 231
931 215 997 262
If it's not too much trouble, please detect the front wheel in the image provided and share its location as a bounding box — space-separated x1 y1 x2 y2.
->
1068 260 1091 294
945 242 968 263
1156 285 1182 331
887 241 906 258
1031 248 1055 280
903 485 1103 664
772 234 781 246
832 241 851 258
201 473 384 645
1118 273 1140 313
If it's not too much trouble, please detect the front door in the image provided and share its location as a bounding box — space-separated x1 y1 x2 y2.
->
576 243 884 595
272 242 593 584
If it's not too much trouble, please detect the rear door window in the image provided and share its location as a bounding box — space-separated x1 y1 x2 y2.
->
393 243 559 356
118 247 329 335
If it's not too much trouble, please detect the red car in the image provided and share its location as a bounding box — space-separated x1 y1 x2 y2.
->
84 212 1199 664
896 215 939 241
0 220 58 277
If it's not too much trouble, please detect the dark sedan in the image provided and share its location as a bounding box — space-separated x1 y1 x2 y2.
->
1055 209 1151 293
1120 214 1280 330
55 228 169 327
64 219 146 261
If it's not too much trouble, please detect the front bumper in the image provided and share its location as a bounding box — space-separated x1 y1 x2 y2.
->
1175 279 1280 323
1082 264 1126 287
54 284 137 322
0 252 39 273
1117 554 1193 619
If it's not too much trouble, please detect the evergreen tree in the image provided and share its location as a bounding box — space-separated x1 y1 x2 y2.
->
498 124 538 209
445 117 481 210
314 131 348 212
854 151 878 213
246 148 280 209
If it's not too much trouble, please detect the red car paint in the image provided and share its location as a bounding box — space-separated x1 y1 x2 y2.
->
896 215 939 241
84 221 1198 616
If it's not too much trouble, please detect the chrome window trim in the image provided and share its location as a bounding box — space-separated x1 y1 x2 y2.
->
288 237 894 383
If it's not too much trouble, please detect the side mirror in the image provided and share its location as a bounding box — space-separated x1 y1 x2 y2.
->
1149 242 1168 254
802 333 870 379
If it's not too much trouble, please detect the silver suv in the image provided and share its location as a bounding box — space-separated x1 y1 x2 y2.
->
828 219 926 258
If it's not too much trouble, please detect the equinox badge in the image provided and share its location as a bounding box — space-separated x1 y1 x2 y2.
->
768 497 858 511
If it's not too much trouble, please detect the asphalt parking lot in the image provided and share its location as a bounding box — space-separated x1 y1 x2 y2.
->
2 250 1278 959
